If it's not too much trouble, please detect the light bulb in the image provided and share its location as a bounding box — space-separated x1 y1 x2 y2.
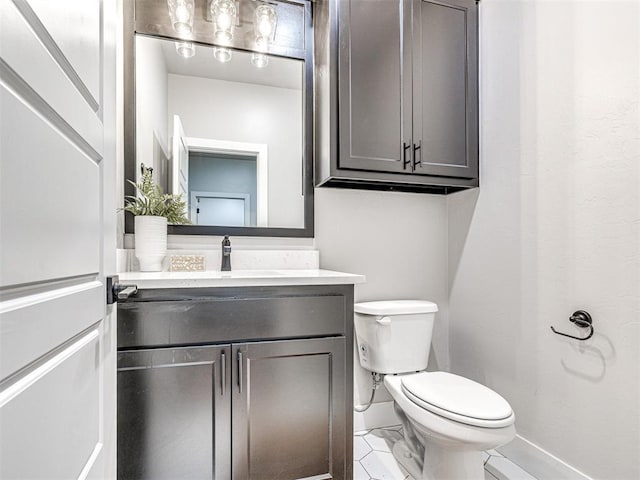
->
213 47 232 63
217 12 232 30
251 52 269 68
258 18 272 36
175 4 189 22
175 41 195 58
255 35 268 51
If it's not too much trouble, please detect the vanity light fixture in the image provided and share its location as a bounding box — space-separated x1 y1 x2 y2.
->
254 4 277 50
213 46 233 63
211 0 237 44
167 0 195 35
175 41 196 58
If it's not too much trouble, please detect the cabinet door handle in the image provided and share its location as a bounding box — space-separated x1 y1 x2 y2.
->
413 141 422 170
237 351 243 393
402 142 412 170
220 351 226 396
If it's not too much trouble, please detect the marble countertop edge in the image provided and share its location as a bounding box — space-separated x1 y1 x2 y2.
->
117 269 366 288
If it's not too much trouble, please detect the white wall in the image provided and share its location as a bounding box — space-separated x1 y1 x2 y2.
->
135 36 168 179
168 74 304 229
315 188 449 405
448 1 640 478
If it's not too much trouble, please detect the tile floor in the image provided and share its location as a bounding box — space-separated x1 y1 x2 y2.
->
354 426 539 480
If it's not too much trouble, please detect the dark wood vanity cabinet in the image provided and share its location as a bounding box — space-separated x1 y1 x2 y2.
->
117 285 353 480
315 0 479 193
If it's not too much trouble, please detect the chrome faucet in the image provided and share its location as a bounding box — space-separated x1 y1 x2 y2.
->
221 235 232 271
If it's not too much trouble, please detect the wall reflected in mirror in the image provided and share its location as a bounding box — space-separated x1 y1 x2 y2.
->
135 35 305 228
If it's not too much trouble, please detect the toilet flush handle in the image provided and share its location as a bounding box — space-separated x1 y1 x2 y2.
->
376 316 392 326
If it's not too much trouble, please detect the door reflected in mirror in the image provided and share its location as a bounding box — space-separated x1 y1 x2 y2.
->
135 35 305 228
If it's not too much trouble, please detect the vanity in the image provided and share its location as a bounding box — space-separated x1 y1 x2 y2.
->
116 270 363 480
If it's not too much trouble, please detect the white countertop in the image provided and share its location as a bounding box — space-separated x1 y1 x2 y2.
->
117 269 366 289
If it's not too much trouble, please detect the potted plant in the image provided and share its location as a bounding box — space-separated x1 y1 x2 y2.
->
124 165 189 271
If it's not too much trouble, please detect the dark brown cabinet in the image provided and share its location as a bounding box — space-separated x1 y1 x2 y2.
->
315 0 479 193
117 285 353 480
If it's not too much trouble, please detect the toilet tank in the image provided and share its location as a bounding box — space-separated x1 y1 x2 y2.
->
354 300 438 374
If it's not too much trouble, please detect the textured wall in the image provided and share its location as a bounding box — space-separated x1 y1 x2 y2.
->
448 1 640 477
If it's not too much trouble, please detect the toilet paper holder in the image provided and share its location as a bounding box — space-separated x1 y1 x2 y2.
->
551 310 594 341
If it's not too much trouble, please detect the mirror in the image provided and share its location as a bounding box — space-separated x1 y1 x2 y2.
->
124 0 313 237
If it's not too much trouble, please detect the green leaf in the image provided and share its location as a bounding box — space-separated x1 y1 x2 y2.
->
121 165 190 223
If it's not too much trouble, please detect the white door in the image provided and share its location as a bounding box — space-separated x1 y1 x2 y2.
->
0 0 117 478
172 114 189 199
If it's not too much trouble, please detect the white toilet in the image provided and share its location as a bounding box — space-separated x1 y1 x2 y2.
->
354 300 516 480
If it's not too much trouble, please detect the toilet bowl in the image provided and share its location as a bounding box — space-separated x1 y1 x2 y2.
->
354 300 516 480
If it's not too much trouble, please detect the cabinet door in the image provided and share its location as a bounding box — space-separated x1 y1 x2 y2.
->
338 0 412 173
232 337 347 480
412 0 478 178
117 345 232 479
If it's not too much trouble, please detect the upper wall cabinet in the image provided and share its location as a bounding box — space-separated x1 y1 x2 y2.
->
315 0 479 193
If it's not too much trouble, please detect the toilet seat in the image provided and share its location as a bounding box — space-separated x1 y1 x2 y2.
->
400 372 515 429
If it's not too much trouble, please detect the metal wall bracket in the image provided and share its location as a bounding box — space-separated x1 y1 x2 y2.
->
550 310 594 341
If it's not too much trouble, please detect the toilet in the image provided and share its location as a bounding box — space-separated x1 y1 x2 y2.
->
354 300 516 480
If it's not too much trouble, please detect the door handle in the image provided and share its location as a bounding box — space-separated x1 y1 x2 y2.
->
237 351 243 393
402 142 412 170
412 141 422 170
106 275 138 304
221 351 226 396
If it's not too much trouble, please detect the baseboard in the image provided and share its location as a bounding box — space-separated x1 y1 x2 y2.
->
497 435 593 480
353 400 400 432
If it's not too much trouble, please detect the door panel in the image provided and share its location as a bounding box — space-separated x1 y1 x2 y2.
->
22 0 102 105
412 0 478 178
0 0 103 154
0 0 116 478
233 337 346 480
0 330 101 479
0 281 103 380
338 0 411 173
117 345 232 479
0 86 101 286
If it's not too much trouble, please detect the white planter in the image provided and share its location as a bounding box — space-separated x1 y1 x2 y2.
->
134 216 167 272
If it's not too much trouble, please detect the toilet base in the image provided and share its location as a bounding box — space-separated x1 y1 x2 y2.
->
392 439 422 479
391 436 485 480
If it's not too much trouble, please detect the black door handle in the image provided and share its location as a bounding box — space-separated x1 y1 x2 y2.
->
106 275 138 304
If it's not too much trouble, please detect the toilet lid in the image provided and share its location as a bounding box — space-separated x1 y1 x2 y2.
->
401 372 514 428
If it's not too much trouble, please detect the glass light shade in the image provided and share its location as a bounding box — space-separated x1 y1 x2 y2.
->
251 52 269 68
175 41 195 58
211 0 237 44
167 0 194 35
254 4 277 40
213 47 233 63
